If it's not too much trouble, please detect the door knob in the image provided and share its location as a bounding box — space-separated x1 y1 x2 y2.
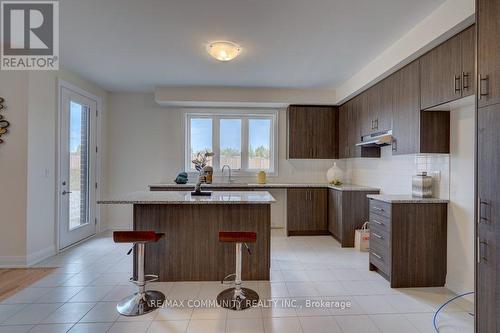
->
62 190 72 195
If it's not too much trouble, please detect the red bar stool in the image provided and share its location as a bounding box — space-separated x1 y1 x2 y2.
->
113 231 165 316
217 231 259 310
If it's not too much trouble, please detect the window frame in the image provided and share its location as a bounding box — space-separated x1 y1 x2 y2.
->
184 109 278 176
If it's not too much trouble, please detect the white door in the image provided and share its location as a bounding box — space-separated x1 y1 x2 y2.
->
59 86 98 249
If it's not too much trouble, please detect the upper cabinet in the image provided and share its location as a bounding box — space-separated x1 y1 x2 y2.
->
461 26 476 98
340 95 380 158
478 0 500 108
367 76 394 133
338 104 349 159
341 58 450 157
392 61 421 155
287 105 339 159
420 26 476 109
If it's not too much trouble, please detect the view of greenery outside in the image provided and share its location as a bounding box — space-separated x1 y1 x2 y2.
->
249 145 270 169
190 116 272 171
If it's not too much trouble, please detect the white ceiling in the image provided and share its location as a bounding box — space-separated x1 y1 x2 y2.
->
60 0 446 92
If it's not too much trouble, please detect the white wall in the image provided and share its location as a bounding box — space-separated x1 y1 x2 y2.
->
154 86 336 107
25 69 108 264
447 104 475 294
0 68 108 267
103 92 344 230
0 72 29 266
346 148 450 199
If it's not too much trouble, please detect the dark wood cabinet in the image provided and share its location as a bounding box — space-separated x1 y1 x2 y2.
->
368 199 448 288
287 188 328 236
420 26 476 109
378 75 395 132
337 26 476 159
348 96 362 158
461 25 476 98
477 104 500 332
420 34 462 109
338 104 349 159
367 77 394 133
328 188 379 247
478 0 500 108
359 92 372 136
342 95 380 158
328 189 342 240
392 61 421 155
392 60 450 154
287 105 338 159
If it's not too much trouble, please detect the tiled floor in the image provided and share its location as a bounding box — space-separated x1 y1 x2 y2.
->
0 230 473 333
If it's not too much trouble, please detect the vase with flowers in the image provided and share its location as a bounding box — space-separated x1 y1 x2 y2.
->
191 150 214 196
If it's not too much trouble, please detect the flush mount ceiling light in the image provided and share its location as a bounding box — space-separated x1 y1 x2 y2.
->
207 41 241 61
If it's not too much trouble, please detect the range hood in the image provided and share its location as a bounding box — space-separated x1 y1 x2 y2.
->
356 130 393 148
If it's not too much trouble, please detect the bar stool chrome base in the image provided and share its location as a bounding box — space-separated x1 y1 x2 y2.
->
217 287 259 310
117 290 165 316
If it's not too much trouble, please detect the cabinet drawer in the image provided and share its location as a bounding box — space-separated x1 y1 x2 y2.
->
369 199 391 218
369 212 391 232
370 224 390 249
369 241 391 275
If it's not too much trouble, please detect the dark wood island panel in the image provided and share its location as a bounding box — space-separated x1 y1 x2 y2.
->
133 204 271 282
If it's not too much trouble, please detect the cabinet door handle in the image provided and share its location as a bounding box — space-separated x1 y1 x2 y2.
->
454 75 462 93
372 232 383 239
392 139 397 152
375 118 378 130
480 75 489 98
371 251 383 260
479 198 490 223
462 72 469 90
479 240 488 262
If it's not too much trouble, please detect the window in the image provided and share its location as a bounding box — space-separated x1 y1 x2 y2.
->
186 111 277 174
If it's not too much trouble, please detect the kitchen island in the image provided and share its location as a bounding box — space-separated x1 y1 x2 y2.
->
99 191 275 281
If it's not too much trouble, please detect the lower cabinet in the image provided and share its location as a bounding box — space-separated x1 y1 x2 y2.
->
287 188 328 236
368 199 448 288
328 189 379 247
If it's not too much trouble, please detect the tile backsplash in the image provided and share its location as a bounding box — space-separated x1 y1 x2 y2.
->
344 146 450 199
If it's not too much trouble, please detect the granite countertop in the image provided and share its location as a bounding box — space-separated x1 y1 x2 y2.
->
98 191 276 205
366 194 449 204
148 183 380 192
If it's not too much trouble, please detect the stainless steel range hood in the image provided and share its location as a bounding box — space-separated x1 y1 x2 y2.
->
356 130 393 148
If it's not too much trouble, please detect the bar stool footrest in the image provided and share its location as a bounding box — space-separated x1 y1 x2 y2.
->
129 274 159 286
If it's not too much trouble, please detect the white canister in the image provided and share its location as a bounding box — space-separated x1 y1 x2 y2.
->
327 162 343 185
412 172 433 198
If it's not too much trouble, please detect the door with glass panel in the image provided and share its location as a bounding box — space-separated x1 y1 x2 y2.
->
59 87 97 249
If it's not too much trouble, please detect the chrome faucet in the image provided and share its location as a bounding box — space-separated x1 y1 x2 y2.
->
222 164 234 184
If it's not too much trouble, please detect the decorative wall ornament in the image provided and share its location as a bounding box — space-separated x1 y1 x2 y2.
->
0 97 9 144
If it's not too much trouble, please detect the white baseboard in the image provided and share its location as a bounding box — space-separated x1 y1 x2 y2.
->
0 256 28 268
27 245 57 266
445 280 475 306
0 246 56 267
